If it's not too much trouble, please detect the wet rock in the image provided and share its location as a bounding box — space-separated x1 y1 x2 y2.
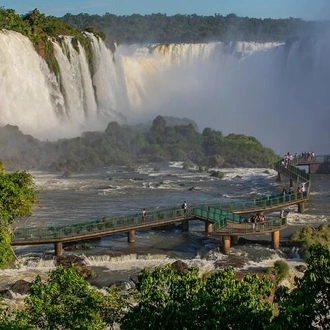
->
55 254 97 280
171 260 189 275
295 264 307 272
10 280 30 295
0 289 14 299
130 275 139 284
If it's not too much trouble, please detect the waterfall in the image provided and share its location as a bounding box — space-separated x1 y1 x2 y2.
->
0 28 329 154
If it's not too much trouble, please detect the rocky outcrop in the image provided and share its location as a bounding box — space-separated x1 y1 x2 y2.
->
55 254 97 279
10 279 30 295
171 260 189 275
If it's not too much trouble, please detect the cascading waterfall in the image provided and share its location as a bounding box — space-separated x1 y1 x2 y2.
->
0 28 329 154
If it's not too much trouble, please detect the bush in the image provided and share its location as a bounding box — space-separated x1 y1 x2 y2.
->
274 260 289 281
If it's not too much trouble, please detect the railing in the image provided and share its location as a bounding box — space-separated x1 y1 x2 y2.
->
297 155 330 163
216 217 287 234
12 207 188 241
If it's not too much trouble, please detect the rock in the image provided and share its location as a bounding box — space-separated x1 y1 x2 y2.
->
295 264 307 272
0 289 14 299
10 280 30 295
55 254 97 279
171 260 189 275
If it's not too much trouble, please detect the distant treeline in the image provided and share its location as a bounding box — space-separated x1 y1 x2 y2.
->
60 12 327 45
0 116 278 173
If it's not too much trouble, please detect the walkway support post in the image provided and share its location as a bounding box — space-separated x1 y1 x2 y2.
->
182 220 189 232
277 172 282 181
272 231 280 250
290 178 294 187
298 202 305 213
55 242 62 256
128 230 135 243
205 221 213 235
222 236 231 255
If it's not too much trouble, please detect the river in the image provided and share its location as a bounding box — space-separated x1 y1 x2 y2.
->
1 162 329 294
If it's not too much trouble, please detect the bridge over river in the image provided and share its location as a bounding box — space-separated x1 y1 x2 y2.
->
11 157 313 256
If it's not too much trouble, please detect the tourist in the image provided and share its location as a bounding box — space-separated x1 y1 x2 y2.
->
260 214 265 231
142 208 146 221
182 201 188 214
251 215 256 231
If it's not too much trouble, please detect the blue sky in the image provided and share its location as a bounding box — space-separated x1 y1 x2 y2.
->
1 0 329 20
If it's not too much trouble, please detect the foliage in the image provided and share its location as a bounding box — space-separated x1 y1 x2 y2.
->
61 12 324 45
0 247 329 329
273 260 289 282
0 162 37 268
290 224 330 259
22 264 128 330
0 117 279 173
0 226 13 268
0 8 104 76
272 244 330 329
121 265 274 329
0 167 38 225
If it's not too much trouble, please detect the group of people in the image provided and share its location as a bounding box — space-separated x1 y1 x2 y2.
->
282 182 307 198
250 213 266 231
281 151 316 168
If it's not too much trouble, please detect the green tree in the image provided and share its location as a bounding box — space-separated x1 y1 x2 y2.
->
23 265 128 330
0 162 37 268
121 265 274 329
272 244 330 329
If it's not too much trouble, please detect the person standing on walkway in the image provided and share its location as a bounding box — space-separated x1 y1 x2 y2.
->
182 201 188 214
251 215 256 231
142 208 146 221
260 214 265 231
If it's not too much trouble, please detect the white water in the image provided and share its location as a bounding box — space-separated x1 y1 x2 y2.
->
2 165 329 296
1 28 330 154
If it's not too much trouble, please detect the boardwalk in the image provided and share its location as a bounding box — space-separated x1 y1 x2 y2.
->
11 157 311 255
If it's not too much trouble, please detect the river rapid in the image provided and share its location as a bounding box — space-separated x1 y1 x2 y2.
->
1 162 330 295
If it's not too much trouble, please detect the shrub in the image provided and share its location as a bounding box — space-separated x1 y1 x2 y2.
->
274 260 289 281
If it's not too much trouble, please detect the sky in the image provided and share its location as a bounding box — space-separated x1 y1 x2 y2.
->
1 0 329 20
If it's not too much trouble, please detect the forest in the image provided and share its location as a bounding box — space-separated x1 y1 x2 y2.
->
0 116 278 173
60 12 327 44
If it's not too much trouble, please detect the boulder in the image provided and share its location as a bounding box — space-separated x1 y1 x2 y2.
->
55 254 97 279
0 289 14 299
10 280 30 295
295 264 307 273
171 260 189 275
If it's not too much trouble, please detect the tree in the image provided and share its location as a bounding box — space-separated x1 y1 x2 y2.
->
23 265 128 329
0 162 38 268
121 265 274 329
272 244 330 329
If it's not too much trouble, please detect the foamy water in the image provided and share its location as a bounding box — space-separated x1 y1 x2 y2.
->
2 165 329 298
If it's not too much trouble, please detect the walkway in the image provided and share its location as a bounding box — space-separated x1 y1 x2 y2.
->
11 156 312 255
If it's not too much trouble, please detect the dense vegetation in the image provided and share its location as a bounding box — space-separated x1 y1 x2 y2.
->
61 12 328 45
0 116 279 173
290 223 330 259
0 8 104 73
0 244 329 329
0 162 38 268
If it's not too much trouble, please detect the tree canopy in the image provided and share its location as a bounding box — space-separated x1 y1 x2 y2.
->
61 12 328 45
0 162 37 268
0 244 329 329
0 117 279 173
